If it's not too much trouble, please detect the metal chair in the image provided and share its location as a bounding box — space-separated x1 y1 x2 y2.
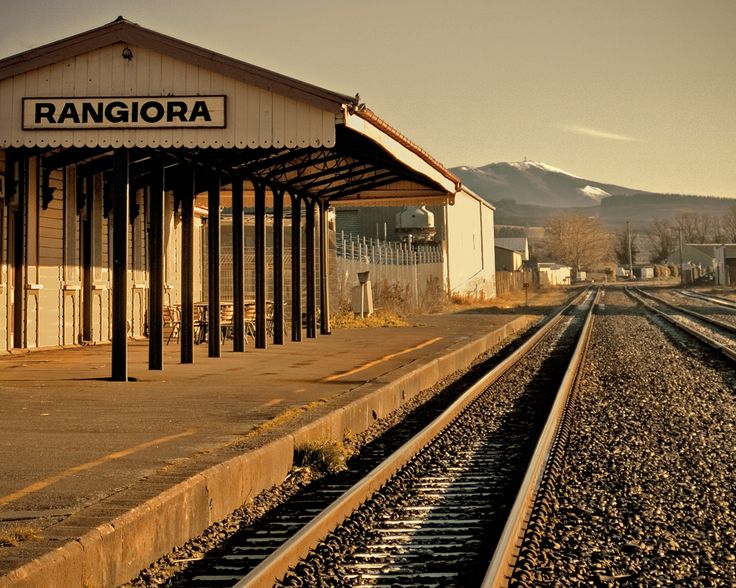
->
220 304 234 343
243 303 257 344
163 305 181 344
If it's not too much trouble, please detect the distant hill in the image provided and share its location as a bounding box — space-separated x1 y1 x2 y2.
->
451 160 646 208
451 161 735 229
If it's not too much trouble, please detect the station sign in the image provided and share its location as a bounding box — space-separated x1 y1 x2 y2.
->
22 96 226 130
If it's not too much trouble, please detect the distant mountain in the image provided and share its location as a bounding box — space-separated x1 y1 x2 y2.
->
451 160 650 208
451 160 735 230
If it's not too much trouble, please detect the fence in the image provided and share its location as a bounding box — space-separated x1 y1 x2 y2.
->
495 270 536 297
337 231 443 265
336 232 445 313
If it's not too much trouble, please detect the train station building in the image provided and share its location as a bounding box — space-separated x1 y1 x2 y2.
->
0 17 464 380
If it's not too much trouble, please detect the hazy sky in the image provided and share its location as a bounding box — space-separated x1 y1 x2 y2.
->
0 0 734 198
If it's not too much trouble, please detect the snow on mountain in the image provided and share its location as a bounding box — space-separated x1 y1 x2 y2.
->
450 160 645 208
580 185 610 201
508 160 583 179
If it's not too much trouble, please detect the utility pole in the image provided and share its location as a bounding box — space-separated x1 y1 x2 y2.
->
627 220 633 279
678 226 685 287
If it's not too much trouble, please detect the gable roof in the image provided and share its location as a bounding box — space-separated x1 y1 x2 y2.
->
495 237 529 259
0 17 354 112
0 18 460 200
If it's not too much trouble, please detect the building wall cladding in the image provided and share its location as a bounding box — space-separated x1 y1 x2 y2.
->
446 190 495 299
0 44 337 150
0 151 156 352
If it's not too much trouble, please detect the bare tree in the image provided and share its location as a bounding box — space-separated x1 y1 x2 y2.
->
723 205 736 243
672 211 716 243
710 216 727 244
544 214 614 278
647 218 676 263
614 227 639 266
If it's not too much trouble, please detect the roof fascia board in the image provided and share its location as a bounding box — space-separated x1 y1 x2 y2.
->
344 112 456 195
457 186 496 210
0 19 353 113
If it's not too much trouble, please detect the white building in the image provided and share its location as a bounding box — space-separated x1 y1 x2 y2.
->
335 187 497 301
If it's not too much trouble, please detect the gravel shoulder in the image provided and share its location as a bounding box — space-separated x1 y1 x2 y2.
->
535 288 736 585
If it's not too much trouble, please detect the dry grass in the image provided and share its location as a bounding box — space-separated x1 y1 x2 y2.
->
0 526 42 547
293 439 353 474
330 309 409 329
239 399 329 441
442 287 570 312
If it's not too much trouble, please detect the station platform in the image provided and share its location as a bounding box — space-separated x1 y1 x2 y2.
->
0 304 552 587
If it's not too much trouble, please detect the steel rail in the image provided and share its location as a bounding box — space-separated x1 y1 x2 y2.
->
233 290 590 588
481 287 600 588
633 287 736 333
627 287 736 362
676 289 736 309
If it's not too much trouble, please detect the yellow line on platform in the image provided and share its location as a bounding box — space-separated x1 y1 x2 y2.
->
0 428 197 507
322 336 443 383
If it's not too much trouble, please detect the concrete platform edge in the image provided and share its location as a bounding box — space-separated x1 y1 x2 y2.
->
0 316 533 588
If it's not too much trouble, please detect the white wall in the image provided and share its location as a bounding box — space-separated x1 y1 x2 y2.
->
446 189 496 298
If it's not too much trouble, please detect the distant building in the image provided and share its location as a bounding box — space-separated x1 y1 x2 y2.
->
334 187 497 299
715 245 736 285
494 237 529 261
536 262 572 286
664 244 719 284
495 245 524 272
633 266 655 280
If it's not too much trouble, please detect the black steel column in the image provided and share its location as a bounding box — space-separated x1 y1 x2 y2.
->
272 186 284 344
290 192 302 342
305 198 316 339
232 177 245 352
208 172 221 358
111 148 129 382
319 199 331 335
11 153 25 350
180 167 195 364
148 155 164 370
254 181 267 348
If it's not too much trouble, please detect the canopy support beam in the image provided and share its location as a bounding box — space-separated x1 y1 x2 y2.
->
111 148 129 382
305 198 316 339
254 181 267 349
231 177 245 352
207 172 221 358
148 154 165 370
319 199 331 335
179 167 195 363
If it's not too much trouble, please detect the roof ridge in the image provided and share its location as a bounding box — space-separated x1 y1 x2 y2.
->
0 18 355 112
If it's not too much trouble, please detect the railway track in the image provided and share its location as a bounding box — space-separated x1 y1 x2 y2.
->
675 288 736 309
204 288 599 587
499 287 736 585
130 285 736 587
626 286 736 361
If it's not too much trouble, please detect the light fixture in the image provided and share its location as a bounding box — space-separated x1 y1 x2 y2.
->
122 46 133 61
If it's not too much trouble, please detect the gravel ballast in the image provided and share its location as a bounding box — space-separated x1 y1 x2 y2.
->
531 288 736 585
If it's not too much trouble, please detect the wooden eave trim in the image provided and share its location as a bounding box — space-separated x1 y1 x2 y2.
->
347 109 460 191
0 19 354 113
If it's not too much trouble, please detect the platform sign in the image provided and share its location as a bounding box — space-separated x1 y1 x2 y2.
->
22 96 226 130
